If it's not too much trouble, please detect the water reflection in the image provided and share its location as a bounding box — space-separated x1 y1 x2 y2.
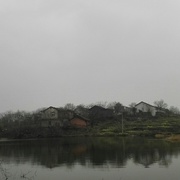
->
0 137 179 169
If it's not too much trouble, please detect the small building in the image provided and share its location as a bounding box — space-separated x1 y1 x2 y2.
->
69 115 90 128
89 106 114 120
135 101 158 116
40 106 74 127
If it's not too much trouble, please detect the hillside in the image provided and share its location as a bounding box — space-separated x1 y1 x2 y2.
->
1 116 180 139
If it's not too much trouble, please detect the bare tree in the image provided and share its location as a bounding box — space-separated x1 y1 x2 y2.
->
129 102 137 115
75 104 89 117
0 160 36 180
94 101 108 108
154 99 168 110
64 103 76 111
107 102 117 109
129 102 136 108
0 160 10 180
106 102 124 114
169 106 180 115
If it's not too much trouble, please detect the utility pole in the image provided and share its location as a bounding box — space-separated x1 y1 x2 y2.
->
121 112 124 134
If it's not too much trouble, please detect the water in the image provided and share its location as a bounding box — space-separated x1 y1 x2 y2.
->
0 137 180 180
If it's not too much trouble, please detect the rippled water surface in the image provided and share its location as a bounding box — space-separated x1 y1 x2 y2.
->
0 137 180 180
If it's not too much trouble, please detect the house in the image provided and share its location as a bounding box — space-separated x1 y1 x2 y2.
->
40 106 74 127
89 105 114 120
69 114 90 128
135 101 158 116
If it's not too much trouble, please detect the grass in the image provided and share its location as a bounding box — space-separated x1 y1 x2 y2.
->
88 116 180 137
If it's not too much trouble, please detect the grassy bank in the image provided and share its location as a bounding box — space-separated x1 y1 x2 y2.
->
0 116 180 139
88 116 180 137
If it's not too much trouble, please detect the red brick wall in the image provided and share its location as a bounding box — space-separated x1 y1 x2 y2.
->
70 118 87 127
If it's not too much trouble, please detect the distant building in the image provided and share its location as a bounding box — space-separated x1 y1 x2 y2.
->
40 106 74 127
135 101 164 116
69 115 90 128
89 105 114 120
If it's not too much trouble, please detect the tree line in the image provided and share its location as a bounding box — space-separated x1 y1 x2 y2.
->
0 100 179 132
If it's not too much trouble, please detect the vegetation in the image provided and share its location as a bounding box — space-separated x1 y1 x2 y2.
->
0 100 180 139
154 99 168 110
0 160 36 180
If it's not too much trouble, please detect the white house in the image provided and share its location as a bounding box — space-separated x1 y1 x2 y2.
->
135 101 158 116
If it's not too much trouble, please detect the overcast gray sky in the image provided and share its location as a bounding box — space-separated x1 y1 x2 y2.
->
0 0 180 112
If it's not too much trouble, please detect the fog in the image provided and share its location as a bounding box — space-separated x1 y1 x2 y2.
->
0 0 180 112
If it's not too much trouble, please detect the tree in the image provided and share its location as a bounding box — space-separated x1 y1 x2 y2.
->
64 103 75 110
106 102 124 114
169 106 180 115
114 102 124 115
107 102 117 109
129 102 136 108
75 104 89 117
154 99 168 110
129 102 137 115
95 101 108 108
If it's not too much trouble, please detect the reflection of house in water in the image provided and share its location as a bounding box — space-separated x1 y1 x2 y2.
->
72 144 88 156
136 155 156 168
134 153 172 168
0 138 178 169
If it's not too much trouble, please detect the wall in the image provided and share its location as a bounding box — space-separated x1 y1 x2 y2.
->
136 103 157 116
41 107 58 120
70 118 87 128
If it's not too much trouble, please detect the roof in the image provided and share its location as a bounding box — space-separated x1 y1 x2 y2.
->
89 105 106 110
123 106 131 109
135 101 157 108
41 106 74 113
89 105 113 112
41 106 59 112
71 114 90 122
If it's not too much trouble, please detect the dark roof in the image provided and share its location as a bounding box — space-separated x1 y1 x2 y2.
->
89 105 113 112
89 105 106 110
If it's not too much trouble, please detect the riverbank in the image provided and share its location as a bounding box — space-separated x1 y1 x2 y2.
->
0 116 180 140
88 116 180 138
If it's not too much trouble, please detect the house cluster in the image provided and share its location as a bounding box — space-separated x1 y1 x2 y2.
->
40 106 90 128
39 101 166 128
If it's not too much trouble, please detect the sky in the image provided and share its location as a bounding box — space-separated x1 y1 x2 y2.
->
0 0 180 113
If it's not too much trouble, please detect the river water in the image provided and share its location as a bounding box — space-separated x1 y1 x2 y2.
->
0 137 180 180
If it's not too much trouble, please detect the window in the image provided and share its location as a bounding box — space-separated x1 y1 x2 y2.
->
51 112 55 117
